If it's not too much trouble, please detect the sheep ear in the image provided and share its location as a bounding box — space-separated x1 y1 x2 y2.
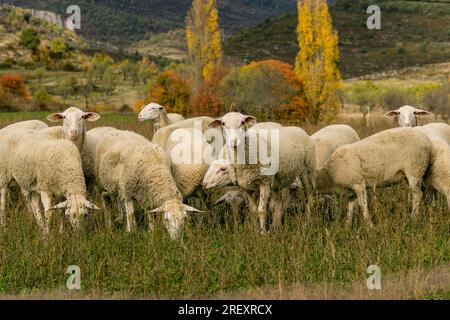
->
384 110 400 118
182 204 203 213
84 200 100 210
150 206 165 213
244 116 258 127
214 195 228 206
47 113 64 122
209 119 224 128
49 200 69 210
414 109 433 116
83 112 100 122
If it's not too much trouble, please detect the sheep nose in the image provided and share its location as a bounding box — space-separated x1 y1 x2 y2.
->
70 129 78 136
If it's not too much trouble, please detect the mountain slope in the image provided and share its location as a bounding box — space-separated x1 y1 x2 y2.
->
225 1 450 78
4 0 297 47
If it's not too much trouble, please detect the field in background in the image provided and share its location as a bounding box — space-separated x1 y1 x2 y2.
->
0 111 448 299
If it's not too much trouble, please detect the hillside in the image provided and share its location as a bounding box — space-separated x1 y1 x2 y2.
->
0 6 88 66
4 0 297 47
224 1 450 78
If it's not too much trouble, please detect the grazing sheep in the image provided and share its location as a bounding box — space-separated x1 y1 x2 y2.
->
138 102 185 134
384 105 432 127
214 187 250 216
94 128 201 239
416 123 450 209
208 113 315 233
47 107 100 152
325 128 432 227
311 125 360 193
0 128 99 232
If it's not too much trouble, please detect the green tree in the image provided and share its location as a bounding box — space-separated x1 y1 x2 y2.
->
19 28 40 53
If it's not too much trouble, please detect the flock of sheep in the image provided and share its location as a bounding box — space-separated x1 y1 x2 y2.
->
0 102 448 240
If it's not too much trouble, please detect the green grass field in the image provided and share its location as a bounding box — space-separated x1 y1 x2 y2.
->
0 112 448 299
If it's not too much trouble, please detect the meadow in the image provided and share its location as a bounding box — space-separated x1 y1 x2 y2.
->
0 111 448 299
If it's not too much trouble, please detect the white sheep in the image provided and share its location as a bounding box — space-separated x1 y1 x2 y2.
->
94 128 201 239
152 116 216 199
416 123 450 209
0 127 99 232
384 105 433 127
47 107 100 151
311 125 361 193
208 113 316 233
138 102 185 134
325 127 432 227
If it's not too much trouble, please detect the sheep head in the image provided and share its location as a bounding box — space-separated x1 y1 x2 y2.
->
47 107 100 140
384 105 432 127
49 196 100 230
150 200 201 240
138 103 165 121
209 112 257 149
202 159 233 190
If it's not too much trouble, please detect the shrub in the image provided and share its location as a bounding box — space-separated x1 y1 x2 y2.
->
147 70 191 115
221 60 306 121
191 66 229 117
33 88 52 103
19 28 40 53
381 88 416 109
0 73 29 98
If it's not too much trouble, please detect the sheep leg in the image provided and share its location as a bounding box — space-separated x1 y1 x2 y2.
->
257 183 271 234
124 199 136 232
353 184 373 228
346 195 358 227
272 191 283 228
22 189 45 232
41 192 54 234
100 192 114 229
300 172 314 223
408 177 422 218
0 187 6 226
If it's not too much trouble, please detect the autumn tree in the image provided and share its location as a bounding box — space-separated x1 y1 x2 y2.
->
147 70 191 115
221 60 307 121
295 0 341 124
0 73 29 98
186 0 223 89
191 66 228 117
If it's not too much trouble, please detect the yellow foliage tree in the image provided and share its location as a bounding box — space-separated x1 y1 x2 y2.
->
295 0 341 124
186 0 223 88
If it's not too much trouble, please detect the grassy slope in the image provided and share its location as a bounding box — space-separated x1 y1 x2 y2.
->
224 2 450 78
0 113 448 299
4 0 297 46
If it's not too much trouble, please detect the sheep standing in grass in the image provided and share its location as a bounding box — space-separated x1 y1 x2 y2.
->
416 123 450 210
325 128 432 227
208 113 315 233
45 107 101 190
138 103 185 134
0 128 99 232
94 128 201 239
384 105 433 127
311 125 360 193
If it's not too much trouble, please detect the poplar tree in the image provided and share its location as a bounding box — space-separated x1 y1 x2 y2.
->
295 0 341 123
186 0 223 89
